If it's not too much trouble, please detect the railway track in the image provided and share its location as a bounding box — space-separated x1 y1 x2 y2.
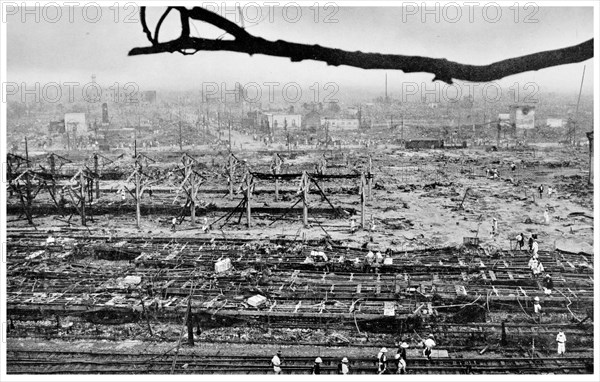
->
7 350 593 374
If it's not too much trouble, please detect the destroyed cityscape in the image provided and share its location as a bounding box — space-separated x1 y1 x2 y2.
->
1 2 597 379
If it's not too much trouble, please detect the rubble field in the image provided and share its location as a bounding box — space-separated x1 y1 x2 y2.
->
6 140 594 374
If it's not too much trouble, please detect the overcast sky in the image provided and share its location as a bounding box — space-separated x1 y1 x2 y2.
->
7 3 595 99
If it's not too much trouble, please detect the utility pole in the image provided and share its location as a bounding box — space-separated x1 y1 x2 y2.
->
24 137 32 207
587 132 593 185
273 153 281 201
228 119 232 150
573 65 586 146
179 119 183 151
135 156 141 229
245 170 252 228
190 159 196 226
79 170 86 226
496 119 501 148
401 115 405 144
228 154 234 199
94 153 100 199
368 155 373 200
360 173 366 229
302 171 309 227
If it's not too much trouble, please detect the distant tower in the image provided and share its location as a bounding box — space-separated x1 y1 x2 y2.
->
385 73 388 102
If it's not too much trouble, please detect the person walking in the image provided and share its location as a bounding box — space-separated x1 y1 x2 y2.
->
171 217 177 232
271 350 283 374
528 235 534 252
532 236 539 257
556 331 567 356
311 357 322 375
377 347 388 374
491 218 498 237
543 274 554 295
533 297 543 323
337 357 350 375
423 334 436 362
396 342 408 374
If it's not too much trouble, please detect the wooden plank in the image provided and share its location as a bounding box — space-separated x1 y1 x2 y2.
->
294 301 302 313
395 283 401 294
489 271 497 281
508 272 514 280
455 285 467 296
503 260 509 268
433 273 439 281
376 284 381 294
330 284 335 293
567 288 578 298
356 284 362 294
567 261 575 269
492 286 499 296
349 273 353 282
518 287 527 297
481 271 487 280
461 272 467 281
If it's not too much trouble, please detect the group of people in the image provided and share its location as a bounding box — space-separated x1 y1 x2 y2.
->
272 327 567 374
272 336 438 375
514 232 538 253
271 351 351 375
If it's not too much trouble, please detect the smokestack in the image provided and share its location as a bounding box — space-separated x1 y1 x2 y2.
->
102 103 109 124
385 73 388 100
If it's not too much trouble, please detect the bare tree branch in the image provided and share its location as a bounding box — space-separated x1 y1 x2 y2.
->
129 6 594 84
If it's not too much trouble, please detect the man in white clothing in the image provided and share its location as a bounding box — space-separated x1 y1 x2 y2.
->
556 331 567 356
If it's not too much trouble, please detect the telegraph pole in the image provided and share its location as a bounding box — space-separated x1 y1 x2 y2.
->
228 119 232 151
135 155 141 229
360 173 366 229
302 171 309 227
94 153 100 199
246 170 252 228
80 170 86 226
